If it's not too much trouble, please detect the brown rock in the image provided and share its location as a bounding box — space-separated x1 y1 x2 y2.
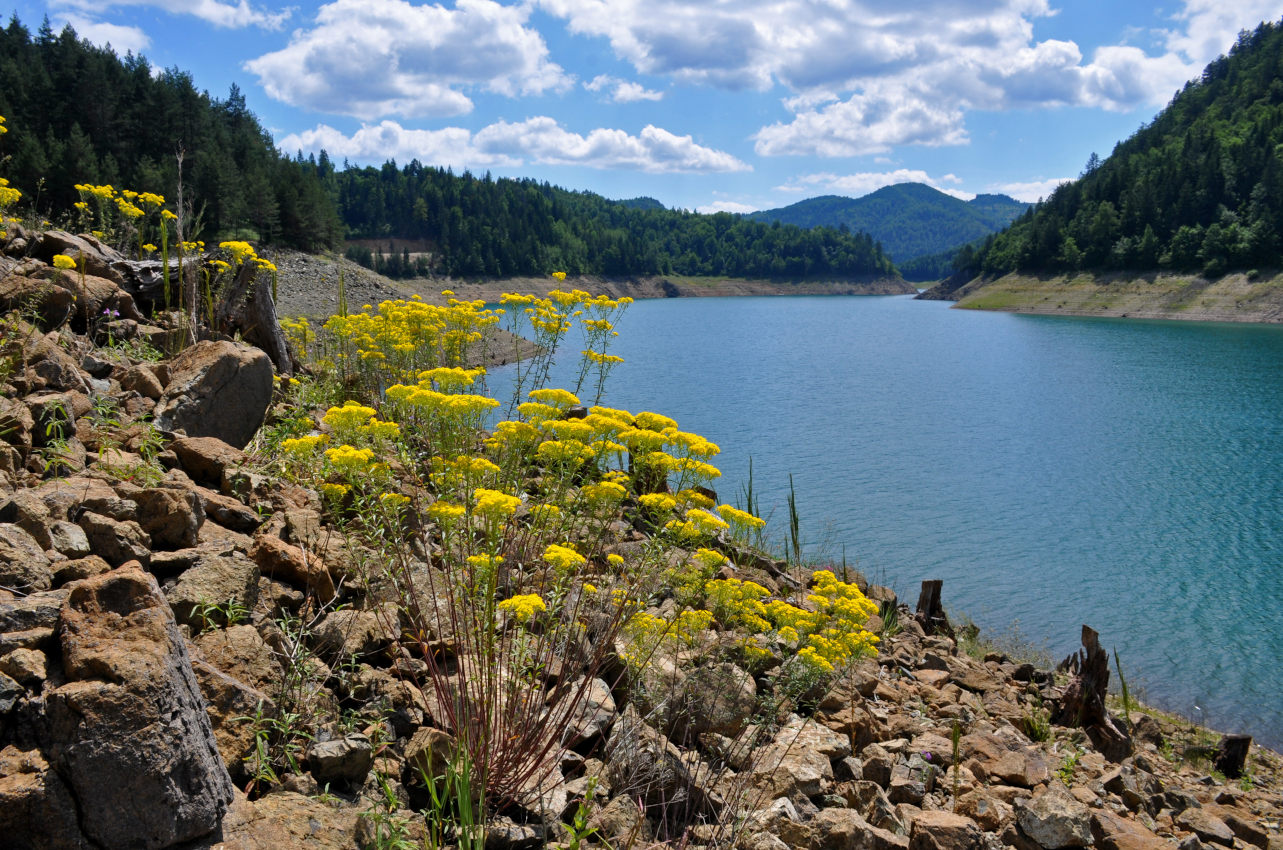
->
909 809 983 850
213 790 361 850
0 273 75 328
44 566 234 849
50 554 111 585
0 395 34 449
155 341 274 450
1015 785 1093 849
0 745 89 850
171 435 248 488
76 510 151 566
188 654 275 777
195 485 262 533
1091 810 1170 850
192 624 282 694
667 661 756 741
119 364 164 400
165 549 260 630
0 647 47 686
956 788 1014 831
813 808 910 850
133 485 205 549
1175 806 1236 846
249 534 335 601
404 726 458 778
312 604 399 659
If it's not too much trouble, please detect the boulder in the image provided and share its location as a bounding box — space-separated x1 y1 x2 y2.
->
909 809 983 850
311 604 399 659
1015 785 1093 849
165 549 260 630
42 566 234 849
307 734 373 786
155 341 274 450
249 533 335 601
76 511 151 567
133 485 205 549
0 273 75 328
0 745 89 850
0 395 35 449
0 523 53 591
666 662 757 742
214 790 360 849
119 364 164 400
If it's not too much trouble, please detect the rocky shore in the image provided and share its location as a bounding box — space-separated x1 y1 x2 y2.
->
1 234 1281 850
917 271 1283 323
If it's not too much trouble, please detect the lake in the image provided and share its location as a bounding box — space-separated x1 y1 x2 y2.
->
490 294 1283 748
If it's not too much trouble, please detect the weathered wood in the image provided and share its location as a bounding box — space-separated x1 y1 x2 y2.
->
1213 734 1252 779
1054 625 1132 761
214 261 295 375
914 579 954 638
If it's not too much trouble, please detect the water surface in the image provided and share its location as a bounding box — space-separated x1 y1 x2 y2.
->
492 295 1283 747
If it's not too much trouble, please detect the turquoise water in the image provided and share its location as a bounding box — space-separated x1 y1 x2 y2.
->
490 295 1283 747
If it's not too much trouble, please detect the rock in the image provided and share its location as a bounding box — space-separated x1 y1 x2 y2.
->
155 341 274 450
404 726 458 779
1015 785 1093 849
133 485 204 549
47 519 90 557
0 273 75 328
586 794 651 847
76 511 151 566
165 549 260 630
308 734 374 786
42 565 234 849
312 604 400 659
119 364 164 400
605 704 709 813
667 662 756 742
1175 807 1236 847
0 395 34 449
0 647 47 686
1091 810 1170 850
810 807 909 850
21 334 88 393
909 809 983 850
864 742 897 786
195 485 262 533
750 714 848 798
956 789 1013 832
31 230 128 286
215 790 361 849
0 523 53 591
560 676 617 745
0 745 89 850
249 534 335 601
192 624 282 694
171 435 247 488
51 555 111 585
188 652 275 777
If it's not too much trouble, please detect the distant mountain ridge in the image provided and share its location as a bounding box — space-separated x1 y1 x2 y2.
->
748 184 1029 275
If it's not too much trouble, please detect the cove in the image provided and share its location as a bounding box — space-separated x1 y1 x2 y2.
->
489 294 1283 748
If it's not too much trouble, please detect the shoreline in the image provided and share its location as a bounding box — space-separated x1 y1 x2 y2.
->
918 269 1283 324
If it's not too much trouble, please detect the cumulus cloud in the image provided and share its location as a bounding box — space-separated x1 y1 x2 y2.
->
54 13 151 53
986 177 1073 203
778 169 970 199
539 0 1283 156
584 75 664 102
277 117 750 173
696 200 760 214
51 0 291 30
245 0 570 119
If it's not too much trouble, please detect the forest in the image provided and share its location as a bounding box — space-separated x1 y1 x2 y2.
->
0 15 895 281
959 20 1283 278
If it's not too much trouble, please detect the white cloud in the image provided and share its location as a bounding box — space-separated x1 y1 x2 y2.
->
277 118 750 173
540 0 1283 156
988 177 1074 203
54 13 151 53
245 0 571 119
779 169 972 200
585 75 664 102
696 200 759 214
51 0 292 30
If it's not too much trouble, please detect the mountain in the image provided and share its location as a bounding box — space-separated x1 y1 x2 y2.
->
0 16 898 283
955 19 1283 282
748 184 1029 275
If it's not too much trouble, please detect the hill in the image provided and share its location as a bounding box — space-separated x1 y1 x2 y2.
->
0 16 900 285
948 19 1283 289
748 184 1028 275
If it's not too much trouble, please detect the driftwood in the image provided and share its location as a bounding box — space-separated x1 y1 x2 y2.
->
212 260 295 375
914 579 954 638
1055 625 1132 761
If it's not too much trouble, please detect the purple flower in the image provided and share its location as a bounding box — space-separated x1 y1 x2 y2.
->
922 751 932 761
102 308 120 318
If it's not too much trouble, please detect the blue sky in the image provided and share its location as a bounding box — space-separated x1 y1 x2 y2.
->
10 0 1283 211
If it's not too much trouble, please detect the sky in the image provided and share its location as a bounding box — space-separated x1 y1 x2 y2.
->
9 0 1283 212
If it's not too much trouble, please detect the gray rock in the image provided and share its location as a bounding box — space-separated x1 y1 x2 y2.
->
43 566 234 849
1015 786 1093 849
0 523 53 591
47 520 90 558
155 341 274 450
165 549 259 630
76 511 151 567
308 733 373 786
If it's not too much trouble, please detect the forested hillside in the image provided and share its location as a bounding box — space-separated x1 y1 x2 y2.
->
749 184 1028 271
0 16 342 251
333 164 895 278
0 15 896 282
960 19 1283 278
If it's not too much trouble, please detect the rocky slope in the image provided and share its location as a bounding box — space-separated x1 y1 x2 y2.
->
917 271 1283 324
1 234 1281 850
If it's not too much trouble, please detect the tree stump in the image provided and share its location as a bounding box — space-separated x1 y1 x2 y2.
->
1054 625 1132 761
214 261 296 375
1213 734 1252 779
914 580 954 638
